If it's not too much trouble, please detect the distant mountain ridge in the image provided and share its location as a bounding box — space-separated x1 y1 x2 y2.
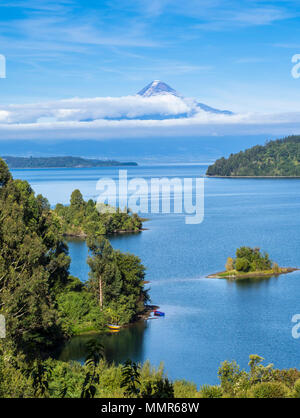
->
3 156 138 169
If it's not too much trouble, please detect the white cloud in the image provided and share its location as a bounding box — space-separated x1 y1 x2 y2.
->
0 94 299 140
130 0 294 29
0 94 193 124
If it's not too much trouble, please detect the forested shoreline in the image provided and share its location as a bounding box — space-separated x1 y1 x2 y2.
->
3 156 138 169
206 136 300 177
0 157 149 361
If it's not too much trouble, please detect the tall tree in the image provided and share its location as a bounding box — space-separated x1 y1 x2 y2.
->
70 189 84 209
87 236 122 310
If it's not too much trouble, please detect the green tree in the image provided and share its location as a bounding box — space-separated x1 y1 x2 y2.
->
24 360 53 398
235 257 250 272
87 236 121 310
218 360 245 396
0 159 12 187
70 189 84 209
141 378 174 398
248 355 274 384
234 247 272 272
121 360 141 398
81 339 104 399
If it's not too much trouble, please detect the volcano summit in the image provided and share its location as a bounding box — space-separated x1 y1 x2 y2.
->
137 80 232 115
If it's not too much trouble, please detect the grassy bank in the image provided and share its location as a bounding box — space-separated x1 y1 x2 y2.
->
208 267 298 279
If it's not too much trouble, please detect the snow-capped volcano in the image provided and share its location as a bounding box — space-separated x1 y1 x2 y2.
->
0 81 233 126
138 80 180 97
138 80 232 115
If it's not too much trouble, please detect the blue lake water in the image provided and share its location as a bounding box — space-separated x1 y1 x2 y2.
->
12 165 300 386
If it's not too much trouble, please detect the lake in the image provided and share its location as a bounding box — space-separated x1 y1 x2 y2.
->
12 165 300 386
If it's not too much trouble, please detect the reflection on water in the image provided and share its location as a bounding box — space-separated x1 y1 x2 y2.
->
228 275 278 289
57 321 147 364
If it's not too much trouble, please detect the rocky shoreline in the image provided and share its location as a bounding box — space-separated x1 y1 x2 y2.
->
63 228 146 239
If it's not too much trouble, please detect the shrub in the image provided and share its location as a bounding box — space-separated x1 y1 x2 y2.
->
173 380 198 398
57 290 100 334
272 263 280 274
225 257 234 271
235 257 250 272
250 382 288 398
291 378 300 398
199 384 223 398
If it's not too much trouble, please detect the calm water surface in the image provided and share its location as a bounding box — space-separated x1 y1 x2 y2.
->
12 166 300 385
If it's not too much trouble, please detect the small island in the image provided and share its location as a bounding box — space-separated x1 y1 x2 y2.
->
208 246 298 279
2 155 138 169
206 135 300 177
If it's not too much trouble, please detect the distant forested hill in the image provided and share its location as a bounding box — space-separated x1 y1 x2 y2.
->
206 136 300 177
3 156 138 168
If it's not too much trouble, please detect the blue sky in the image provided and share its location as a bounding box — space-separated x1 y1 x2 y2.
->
0 0 299 110
0 0 300 142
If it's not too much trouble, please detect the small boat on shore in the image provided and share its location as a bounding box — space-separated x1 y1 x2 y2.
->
107 324 121 330
154 310 165 317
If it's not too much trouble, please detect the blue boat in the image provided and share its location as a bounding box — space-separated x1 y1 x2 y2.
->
154 310 165 317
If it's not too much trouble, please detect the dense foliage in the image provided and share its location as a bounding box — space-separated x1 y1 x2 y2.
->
87 236 149 325
57 287 101 335
3 156 137 169
0 159 148 356
206 136 300 177
57 236 149 333
225 247 273 273
1 347 300 398
55 189 143 236
0 159 71 357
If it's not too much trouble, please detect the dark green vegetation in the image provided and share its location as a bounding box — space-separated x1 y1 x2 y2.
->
57 235 149 335
209 246 296 279
0 159 70 356
3 156 137 169
230 246 272 273
0 158 148 354
206 136 300 177
86 236 149 325
2 347 300 398
54 189 143 237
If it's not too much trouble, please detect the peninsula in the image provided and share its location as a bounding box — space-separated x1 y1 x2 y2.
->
2 156 138 169
54 189 144 237
206 136 300 177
